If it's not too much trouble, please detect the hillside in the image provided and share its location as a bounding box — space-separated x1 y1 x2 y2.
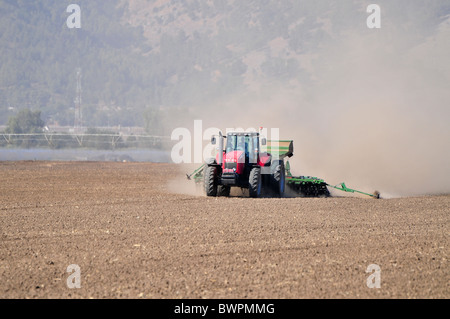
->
0 0 151 128
0 0 449 133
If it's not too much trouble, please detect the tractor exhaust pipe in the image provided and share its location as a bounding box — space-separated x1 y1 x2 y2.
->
218 131 224 165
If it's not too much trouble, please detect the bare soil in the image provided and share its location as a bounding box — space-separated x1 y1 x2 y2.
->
0 161 448 299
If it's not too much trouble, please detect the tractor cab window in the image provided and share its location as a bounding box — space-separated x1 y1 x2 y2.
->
236 136 246 152
226 134 259 162
226 135 236 153
226 135 249 153
249 136 259 163
226 135 244 152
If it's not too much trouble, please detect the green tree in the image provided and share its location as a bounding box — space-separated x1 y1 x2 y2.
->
6 109 44 134
6 109 45 147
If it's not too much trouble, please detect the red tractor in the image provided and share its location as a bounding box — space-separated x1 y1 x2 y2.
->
204 131 293 198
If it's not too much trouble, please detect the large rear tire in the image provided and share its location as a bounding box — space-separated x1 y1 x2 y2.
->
205 166 218 197
271 161 285 197
249 167 262 198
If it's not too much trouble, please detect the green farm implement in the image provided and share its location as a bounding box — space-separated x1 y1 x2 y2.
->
186 164 205 184
327 182 380 199
284 161 330 197
284 161 380 198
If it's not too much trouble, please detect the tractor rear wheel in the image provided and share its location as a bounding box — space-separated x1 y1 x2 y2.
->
271 161 285 197
249 167 262 198
205 166 218 197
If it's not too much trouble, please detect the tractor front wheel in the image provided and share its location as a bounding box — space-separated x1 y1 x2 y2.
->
218 185 231 197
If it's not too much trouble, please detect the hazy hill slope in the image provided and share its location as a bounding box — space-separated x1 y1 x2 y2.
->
0 0 449 131
0 0 150 127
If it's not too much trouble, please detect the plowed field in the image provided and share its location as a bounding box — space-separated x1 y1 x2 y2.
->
0 161 448 298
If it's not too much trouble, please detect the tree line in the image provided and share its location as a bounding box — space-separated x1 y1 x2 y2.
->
0 109 165 150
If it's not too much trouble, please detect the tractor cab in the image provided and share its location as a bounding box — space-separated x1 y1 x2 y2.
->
223 132 265 166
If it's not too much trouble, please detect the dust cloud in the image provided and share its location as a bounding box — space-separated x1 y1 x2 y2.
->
166 2 450 197
167 163 206 197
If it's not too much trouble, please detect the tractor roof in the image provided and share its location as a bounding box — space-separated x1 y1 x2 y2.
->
226 131 259 136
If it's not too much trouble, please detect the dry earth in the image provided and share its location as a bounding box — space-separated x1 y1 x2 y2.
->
0 161 448 299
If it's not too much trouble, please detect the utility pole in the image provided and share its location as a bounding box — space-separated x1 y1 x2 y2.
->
74 68 82 131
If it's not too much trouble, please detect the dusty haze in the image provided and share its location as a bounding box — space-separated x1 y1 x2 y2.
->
167 2 450 197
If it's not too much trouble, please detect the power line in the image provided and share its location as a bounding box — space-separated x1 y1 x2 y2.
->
74 68 82 130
